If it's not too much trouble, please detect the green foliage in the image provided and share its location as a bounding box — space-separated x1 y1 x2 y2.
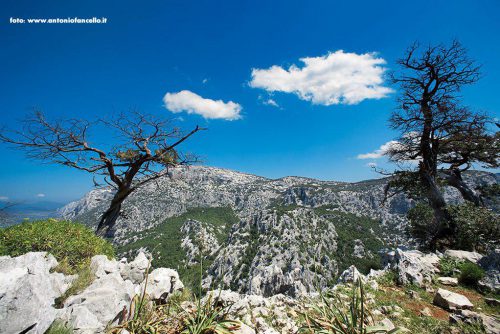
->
319 210 384 274
45 320 73 334
0 219 114 273
115 149 140 162
407 203 436 249
438 257 463 277
55 264 96 307
439 257 485 288
300 280 401 333
408 202 499 252
377 270 398 287
478 183 500 209
110 272 240 334
448 203 499 252
458 261 485 287
181 293 241 334
387 171 427 201
117 207 238 293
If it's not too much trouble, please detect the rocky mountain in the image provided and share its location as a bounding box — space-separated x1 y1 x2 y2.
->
60 166 498 296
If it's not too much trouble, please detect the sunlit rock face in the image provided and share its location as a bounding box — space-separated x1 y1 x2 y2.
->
60 166 498 296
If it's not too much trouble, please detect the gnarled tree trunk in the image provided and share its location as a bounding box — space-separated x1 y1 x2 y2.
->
96 187 134 238
443 168 483 206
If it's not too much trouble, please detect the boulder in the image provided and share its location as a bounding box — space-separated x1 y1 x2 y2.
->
479 249 500 270
90 255 119 278
392 249 439 286
433 288 473 311
420 307 433 317
484 297 500 307
378 318 395 331
60 272 136 333
444 250 483 263
141 267 184 301
449 309 500 334
234 323 256 334
120 251 150 284
0 252 73 334
337 265 366 284
480 313 500 334
437 277 458 286
478 249 500 293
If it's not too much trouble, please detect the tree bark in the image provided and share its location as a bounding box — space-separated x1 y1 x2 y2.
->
419 100 454 249
443 168 483 206
419 168 454 249
96 187 133 238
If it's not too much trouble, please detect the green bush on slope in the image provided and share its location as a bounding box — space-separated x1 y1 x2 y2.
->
0 218 114 273
458 261 485 287
408 202 499 252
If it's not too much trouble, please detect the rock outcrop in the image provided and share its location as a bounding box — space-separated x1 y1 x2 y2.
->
437 277 458 286
202 290 300 334
0 252 74 334
59 167 498 298
0 252 183 334
478 249 500 293
337 265 366 284
387 249 440 287
433 288 474 311
444 249 484 263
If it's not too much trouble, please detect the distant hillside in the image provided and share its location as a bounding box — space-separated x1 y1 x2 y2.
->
60 166 498 295
0 201 64 227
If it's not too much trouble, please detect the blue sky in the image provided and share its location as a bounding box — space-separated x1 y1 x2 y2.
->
0 0 499 203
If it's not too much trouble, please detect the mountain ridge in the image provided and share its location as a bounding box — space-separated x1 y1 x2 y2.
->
59 165 498 296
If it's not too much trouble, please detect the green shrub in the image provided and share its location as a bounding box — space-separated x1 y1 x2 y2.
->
407 203 437 250
299 279 400 333
0 219 114 273
45 320 73 334
408 202 499 252
55 265 96 306
439 257 464 277
458 261 485 287
448 203 499 253
377 270 398 286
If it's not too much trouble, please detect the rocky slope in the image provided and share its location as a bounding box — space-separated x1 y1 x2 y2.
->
2 249 499 334
60 166 498 296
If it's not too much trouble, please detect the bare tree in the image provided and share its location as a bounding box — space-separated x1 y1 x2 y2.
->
0 111 204 237
386 41 499 248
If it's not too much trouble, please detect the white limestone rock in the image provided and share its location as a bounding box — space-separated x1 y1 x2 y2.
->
433 288 473 311
444 250 484 263
337 265 366 284
478 249 500 293
90 255 119 278
0 252 73 334
392 249 439 286
60 272 135 333
141 267 184 301
437 277 458 286
120 251 150 284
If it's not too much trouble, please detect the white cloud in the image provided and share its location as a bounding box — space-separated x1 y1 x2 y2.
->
249 50 392 105
357 140 400 159
263 98 279 107
164 90 242 120
0 196 8 201
36 193 46 198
